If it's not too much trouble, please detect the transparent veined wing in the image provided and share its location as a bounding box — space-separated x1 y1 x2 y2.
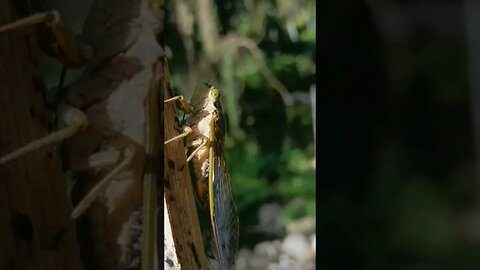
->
190 83 211 112
208 112 239 269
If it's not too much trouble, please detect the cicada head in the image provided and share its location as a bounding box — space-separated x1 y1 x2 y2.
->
209 87 221 101
190 82 223 112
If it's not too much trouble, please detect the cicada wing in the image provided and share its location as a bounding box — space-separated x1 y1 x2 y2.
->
195 200 221 269
190 83 211 112
209 142 239 270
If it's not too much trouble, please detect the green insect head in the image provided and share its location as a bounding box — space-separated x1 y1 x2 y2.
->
204 81 221 102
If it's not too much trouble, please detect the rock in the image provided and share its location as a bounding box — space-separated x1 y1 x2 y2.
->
254 203 285 235
254 241 281 260
235 248 269 270
281 233 314 262
235 248 252 270
310 234 316 254
276 254 297 270
286 216 316 235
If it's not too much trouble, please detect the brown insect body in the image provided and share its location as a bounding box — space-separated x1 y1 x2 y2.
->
185 106 225 206
184 87 218 206
180 84 238 269
183 90 221 269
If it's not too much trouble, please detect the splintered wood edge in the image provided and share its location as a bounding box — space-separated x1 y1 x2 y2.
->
164 197 180 269
163 62 209 270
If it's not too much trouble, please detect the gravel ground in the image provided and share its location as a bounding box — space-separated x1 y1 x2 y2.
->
235 213 316 270
235 233 316 270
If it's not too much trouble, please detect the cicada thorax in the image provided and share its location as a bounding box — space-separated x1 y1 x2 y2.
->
183 125 209 204
184 90 219 206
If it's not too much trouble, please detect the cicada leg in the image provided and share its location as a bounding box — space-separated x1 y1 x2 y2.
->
164 95 193 114
69 145 136 220
0 10 91 68
0 106 88 166
0 10 93 166
0 12 53 32
164 126 193 145
186 137 208 163
49 144 137 247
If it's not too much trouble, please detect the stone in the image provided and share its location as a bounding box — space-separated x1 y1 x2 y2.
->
281 233 314 262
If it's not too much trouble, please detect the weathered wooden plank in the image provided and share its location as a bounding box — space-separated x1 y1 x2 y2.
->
163 59 209 270
0 1 81 269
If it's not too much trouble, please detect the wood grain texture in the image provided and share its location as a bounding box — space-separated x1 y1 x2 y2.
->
163 60 209 270
0 1 81 269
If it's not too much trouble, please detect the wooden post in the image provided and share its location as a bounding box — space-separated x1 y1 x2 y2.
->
163 60 210 269
0 1 81 270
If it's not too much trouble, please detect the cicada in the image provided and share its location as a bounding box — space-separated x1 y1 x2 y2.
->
165 82 239 269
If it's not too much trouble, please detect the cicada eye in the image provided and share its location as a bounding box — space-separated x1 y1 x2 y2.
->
210 88 221 100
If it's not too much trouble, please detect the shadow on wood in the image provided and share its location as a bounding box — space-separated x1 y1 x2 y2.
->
0 1 81 269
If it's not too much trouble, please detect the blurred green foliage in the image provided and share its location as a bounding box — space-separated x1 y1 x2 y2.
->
165 0 315 242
